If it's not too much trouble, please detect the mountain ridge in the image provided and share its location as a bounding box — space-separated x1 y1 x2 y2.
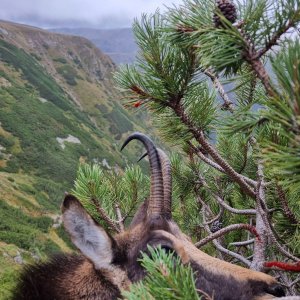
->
51 27 138 64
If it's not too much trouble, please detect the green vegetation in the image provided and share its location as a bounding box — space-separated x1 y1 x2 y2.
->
0 248 20 300
123 247 201 300
0 200 55 251
0 39 70 110
55 226 75 250
105 103 134 138
53 57 67 64
56 64 80 86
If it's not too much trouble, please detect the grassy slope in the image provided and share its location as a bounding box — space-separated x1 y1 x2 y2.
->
0 22 154 299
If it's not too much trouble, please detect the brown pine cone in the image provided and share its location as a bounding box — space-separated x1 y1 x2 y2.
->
213 0 237 28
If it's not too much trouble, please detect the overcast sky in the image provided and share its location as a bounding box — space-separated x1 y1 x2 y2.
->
0 0 182 29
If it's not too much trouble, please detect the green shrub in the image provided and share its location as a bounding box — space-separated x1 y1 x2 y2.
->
56 65 79 86
0 201 53 250
53 57 67 64
0 39 71 111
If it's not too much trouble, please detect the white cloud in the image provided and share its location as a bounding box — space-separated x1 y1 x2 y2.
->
0 0 182 28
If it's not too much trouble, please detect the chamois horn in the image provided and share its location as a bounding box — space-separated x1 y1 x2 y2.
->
121 132 164 217
157 149 172 219
138 149 172 219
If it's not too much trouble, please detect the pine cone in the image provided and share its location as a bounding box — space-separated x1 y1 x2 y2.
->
213 0 237 28
210 220 223 233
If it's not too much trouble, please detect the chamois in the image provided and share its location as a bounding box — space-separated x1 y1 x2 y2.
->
13 132 285 300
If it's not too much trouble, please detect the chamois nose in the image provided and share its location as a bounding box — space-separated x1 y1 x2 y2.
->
266 283 285 297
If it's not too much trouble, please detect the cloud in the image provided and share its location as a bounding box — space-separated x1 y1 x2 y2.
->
0 0 182 28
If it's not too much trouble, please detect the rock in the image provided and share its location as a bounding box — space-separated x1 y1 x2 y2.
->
56 134 81 149
14 252 24 264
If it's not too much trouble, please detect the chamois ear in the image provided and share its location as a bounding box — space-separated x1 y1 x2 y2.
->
62 194 114 270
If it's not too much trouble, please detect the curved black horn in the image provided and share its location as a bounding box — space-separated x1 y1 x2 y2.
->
121 132 164 217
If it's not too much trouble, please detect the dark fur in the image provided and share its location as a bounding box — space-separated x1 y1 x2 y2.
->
13 254 122 300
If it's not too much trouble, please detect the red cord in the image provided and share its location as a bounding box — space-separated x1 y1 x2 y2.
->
264 261 300 272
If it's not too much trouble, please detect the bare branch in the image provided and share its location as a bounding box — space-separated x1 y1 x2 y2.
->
196 173 256 216
195 223 260 248
250 163 268 272
215 195 256 215
115 203 125 232
203 69 234 112
229 239 255 247
201 209 251 267
204 206 224 225
289 276 300 288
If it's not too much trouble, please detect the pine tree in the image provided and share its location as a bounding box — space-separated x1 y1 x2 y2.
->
111 0 300 296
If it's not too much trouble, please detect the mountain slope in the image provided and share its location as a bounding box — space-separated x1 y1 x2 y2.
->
51 27 138 64
0 20 152 299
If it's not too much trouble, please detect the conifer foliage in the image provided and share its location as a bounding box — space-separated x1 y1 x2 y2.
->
111 0 300 296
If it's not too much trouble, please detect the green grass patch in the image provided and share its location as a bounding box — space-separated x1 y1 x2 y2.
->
0 39 71 111
55 226 75 250
0 200 54 250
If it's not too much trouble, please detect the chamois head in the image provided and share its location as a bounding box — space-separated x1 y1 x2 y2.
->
14 133 285 300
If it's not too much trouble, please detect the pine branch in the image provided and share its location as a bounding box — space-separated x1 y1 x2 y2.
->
276 184 299 225
195 223 260 248
91 198 120 233
254 165 300 262
238 27 277 98
256 10 300 59
171 102 256 198
188 141 257 187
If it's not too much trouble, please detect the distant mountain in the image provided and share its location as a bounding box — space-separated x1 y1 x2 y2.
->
0 20 154 299
51 27 138 64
